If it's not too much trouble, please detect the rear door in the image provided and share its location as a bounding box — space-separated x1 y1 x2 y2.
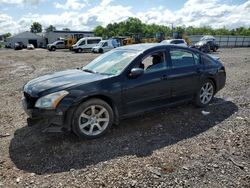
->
167 47 202 99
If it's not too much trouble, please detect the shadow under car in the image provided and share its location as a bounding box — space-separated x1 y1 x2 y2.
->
9 98 237 174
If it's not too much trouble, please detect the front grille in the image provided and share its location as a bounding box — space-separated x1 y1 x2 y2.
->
24 92 37 108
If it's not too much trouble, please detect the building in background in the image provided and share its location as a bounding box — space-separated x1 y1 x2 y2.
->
6 31 46 48
0 34 7 42
44 30 94 44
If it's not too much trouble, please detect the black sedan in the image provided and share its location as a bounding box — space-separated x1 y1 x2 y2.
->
22 44 226 139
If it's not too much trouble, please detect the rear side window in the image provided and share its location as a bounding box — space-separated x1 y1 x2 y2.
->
88 39 101 44
203 55 217 66
170 49 199 68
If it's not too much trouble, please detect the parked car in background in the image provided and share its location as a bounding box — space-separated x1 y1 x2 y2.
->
14 42 25 50
161 39 188 47
22 43 226 139
47 40 65 51
200 35 216 41
194 40 219 53
92 39 118 53
72 37 102 53
27 44 35 50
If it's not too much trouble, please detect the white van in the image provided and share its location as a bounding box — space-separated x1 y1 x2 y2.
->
92 39 118 53
72 37 102 53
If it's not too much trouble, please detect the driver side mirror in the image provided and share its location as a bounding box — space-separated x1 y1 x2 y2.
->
129 68 144 78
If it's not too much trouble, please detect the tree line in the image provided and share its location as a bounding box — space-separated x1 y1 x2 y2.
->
2 18 250 38
94 17 250 38
30 22 70 33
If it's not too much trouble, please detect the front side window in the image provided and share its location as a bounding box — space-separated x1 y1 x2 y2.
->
170 49 198 68
55 41 63 45
137 51 167 73
103 42 108 47
83 50 140 75
79 40 85 45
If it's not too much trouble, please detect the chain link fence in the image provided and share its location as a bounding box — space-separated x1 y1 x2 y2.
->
188 35 250 47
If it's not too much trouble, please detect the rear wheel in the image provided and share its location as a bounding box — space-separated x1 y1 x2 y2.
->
99 48 103 53
195 80 215 107
72 99 114 139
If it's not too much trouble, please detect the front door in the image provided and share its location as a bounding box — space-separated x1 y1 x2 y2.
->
122 50 171 115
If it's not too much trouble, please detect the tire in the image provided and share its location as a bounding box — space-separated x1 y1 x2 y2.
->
51 47 56 51
78 48 83 53
195 80 215 107
72 98 114 139
99 48 103 53
213 47 217 52
207 45 211 53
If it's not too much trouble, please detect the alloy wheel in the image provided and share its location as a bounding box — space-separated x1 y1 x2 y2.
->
78 105 109 136
200 82 214 104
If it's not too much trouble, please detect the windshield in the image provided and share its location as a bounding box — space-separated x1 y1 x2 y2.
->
83 50 140 75
97 41 105 47
75 39 84 45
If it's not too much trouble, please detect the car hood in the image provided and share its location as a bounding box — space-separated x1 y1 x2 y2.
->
24 69 110 97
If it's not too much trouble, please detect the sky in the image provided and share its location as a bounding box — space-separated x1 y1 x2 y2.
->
0 0 250 34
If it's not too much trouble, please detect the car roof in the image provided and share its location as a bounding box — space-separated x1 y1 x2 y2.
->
115 43 203 55
117 43 165 52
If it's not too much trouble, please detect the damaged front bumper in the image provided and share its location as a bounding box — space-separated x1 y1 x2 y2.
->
22 98 64 127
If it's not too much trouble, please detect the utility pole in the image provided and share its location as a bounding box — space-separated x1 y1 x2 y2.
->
171 23 174 37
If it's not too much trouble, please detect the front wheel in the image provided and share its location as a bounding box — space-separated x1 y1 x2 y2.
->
195 80 215 107
78 48 83 53
72 99 114 139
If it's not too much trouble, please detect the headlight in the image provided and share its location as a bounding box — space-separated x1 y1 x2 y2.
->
35 90 69 109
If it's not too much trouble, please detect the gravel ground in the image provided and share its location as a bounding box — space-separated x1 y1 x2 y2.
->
0 48 249 187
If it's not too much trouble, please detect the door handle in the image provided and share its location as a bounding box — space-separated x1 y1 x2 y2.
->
161 75 168 80
196 68 202 73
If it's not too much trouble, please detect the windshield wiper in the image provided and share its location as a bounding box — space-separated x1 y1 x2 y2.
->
82 69 97 74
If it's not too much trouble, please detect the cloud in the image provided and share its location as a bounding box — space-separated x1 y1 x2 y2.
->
0 0 42 5
137 0 250 28
54 0 87 10
100 0 112 6
0 13 20 34
0 0 250 35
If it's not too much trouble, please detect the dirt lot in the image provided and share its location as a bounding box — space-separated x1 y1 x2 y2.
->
0 48 249 187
